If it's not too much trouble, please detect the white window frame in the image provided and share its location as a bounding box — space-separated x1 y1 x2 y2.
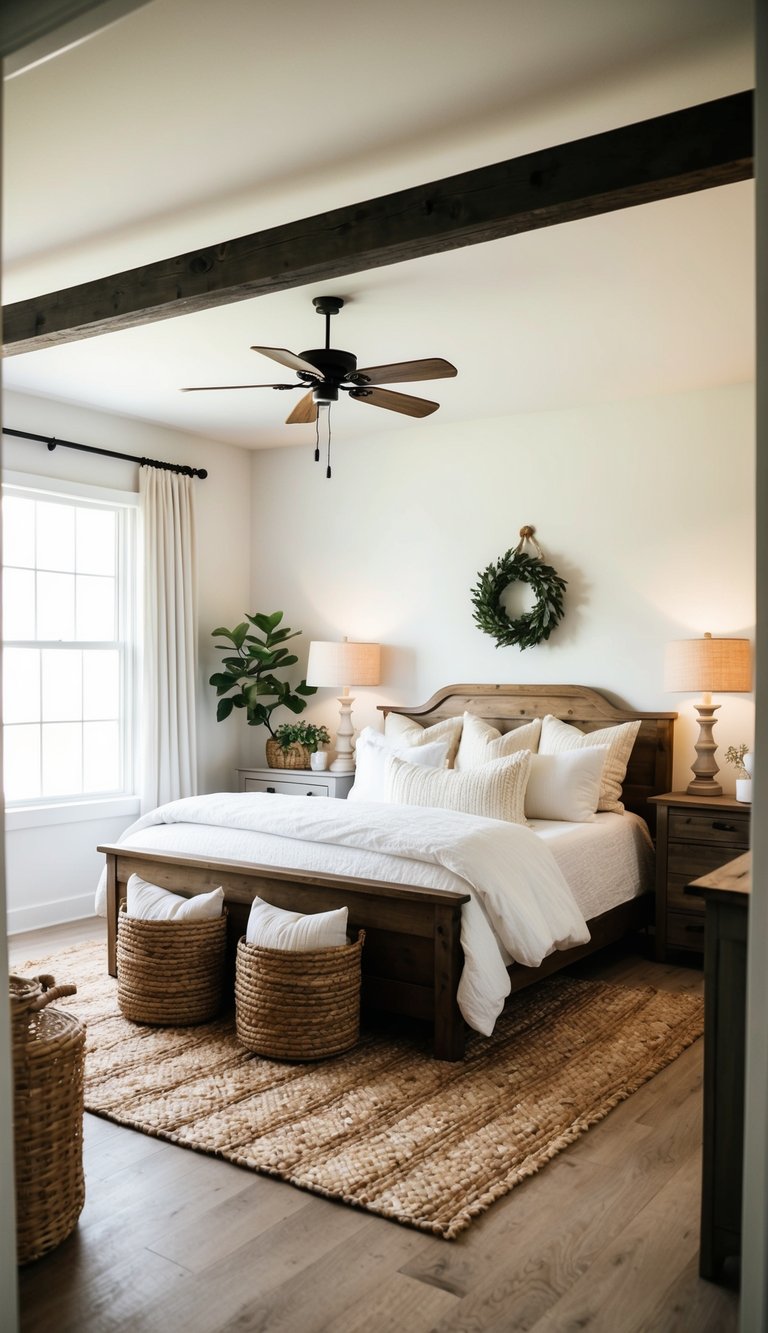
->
2 470 140 828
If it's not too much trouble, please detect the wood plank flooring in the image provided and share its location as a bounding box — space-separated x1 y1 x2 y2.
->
9 921 739 1333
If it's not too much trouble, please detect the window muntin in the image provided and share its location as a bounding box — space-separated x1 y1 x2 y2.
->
2 482 137 806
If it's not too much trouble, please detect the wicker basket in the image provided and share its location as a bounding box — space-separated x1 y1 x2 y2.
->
11 973 86 1265
235 930 365 1060
117 906 228 1026
265 738 311 770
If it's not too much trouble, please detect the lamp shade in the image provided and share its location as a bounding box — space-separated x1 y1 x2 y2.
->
664 632 752 694
306 639 382 688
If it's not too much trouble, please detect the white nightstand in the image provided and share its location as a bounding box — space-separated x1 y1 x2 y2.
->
236 767 355 799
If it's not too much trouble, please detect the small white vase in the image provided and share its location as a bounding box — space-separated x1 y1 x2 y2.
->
735 777 752 803
310 750 329 772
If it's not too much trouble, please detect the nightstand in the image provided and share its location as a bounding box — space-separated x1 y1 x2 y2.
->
236 767 355 799
649 792 750 961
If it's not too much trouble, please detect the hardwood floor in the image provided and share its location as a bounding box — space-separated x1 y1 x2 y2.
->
9 922 739 1333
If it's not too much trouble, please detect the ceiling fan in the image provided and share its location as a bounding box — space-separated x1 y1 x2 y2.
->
181 295 457 426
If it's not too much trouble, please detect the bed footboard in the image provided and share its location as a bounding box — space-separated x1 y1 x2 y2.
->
98 844 470 1061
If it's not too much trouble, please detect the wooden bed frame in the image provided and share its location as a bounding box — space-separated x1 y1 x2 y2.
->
99 684 675 1061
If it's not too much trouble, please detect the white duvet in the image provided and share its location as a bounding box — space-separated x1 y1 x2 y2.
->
95 792 591 1036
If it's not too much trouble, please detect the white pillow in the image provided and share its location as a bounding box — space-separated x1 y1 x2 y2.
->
348 727 449 802
383 712 463 766
126 874 225 921
455 713 541 771
245 896 348 950
384 749 531 824
524 747 607 822
539 715 641 814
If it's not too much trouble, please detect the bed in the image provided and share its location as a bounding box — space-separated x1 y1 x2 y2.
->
98 684 675 1060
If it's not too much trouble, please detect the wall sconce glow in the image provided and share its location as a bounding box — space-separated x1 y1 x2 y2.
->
664 632 752 796
306 638 382 773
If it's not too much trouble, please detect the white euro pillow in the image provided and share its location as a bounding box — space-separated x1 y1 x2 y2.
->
383 712 463 766
348 726 449 802
455 713 541 771
539 715 641 814
245 897 348 950
524 747 608 822
126 873 225 921
384 749 531 824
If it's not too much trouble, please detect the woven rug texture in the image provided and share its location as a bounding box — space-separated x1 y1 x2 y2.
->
15 940 703 1239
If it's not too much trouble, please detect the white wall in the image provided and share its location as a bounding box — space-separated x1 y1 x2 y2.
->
3 390 252 931
247 383 755 792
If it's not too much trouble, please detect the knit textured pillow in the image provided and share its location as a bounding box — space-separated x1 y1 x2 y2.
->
384 749 531 823
455 713 541 771
538 715 641 813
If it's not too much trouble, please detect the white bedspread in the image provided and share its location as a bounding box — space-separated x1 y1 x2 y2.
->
95 792 590 1036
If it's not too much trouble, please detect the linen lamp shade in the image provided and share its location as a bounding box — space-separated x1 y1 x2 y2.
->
664 632 752 796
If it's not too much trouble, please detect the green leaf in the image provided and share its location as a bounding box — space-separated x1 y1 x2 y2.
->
216 697 235 722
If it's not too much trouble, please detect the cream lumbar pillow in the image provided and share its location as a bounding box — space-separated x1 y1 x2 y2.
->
524 747 608 823
245 897 348 951
383 711 463 766
348 727 449 802
454 713 541 771
126 874 225 921
384 749 531 824
538 715 641 814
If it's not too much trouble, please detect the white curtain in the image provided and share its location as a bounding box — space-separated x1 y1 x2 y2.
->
140 467 198 812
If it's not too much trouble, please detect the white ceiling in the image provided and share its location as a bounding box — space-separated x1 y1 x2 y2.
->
1 0 755 449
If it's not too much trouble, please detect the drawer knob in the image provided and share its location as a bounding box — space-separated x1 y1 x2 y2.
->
306 791 314 797
712 821 737 832
266 786 276 794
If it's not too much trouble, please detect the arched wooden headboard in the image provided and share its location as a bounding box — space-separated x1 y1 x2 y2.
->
380 683 676 834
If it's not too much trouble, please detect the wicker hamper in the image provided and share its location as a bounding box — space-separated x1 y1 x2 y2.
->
11 973 86 1265
235 930 365 1060
117 905 228 1026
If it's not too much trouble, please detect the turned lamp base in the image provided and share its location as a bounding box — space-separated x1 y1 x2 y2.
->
686 701 723 797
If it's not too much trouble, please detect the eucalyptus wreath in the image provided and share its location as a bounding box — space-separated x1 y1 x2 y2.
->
471 548 567 650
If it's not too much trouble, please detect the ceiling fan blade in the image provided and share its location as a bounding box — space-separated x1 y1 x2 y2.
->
180 383 292 392
251 345 320 376
353 357 457 385
352 387 439 418
286 392 318 424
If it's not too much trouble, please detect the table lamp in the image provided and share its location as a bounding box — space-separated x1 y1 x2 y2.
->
306 638 382 772
664 632 752 795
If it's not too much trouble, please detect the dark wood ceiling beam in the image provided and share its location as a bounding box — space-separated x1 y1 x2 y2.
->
2 90 753 356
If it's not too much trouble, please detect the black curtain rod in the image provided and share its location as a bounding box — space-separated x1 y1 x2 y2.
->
3 428 208 479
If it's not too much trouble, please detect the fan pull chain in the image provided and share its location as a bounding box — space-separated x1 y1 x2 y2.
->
326 407 332 479
313 414 320 463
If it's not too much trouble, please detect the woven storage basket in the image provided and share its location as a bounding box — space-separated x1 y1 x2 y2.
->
235 930 365 1060
117 905 228 1026
11 973 86 1265
265 738 311 770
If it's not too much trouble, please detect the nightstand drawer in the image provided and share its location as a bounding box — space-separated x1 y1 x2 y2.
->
242 777 329 796
667 911 707 951
668 841 749 881
668 875 705 915
668 811 750 847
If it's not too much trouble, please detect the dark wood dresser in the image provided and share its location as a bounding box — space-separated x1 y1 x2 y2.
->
687 851 750 1283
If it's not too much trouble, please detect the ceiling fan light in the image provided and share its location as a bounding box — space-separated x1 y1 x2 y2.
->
313 385 338 405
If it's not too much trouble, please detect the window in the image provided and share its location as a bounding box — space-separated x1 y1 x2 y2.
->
2 474 138 808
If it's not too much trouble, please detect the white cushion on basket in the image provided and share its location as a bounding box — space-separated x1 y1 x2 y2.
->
348 726 449 802
246 896 349 951
126 874 225 921
454 713 541 771
524 747 608 822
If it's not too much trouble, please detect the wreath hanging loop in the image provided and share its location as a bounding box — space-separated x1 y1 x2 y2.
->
471 524 567 650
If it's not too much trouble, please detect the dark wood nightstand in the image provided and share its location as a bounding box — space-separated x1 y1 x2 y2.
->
649 792 750 961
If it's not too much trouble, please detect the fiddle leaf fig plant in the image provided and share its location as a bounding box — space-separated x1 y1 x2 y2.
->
209 611 316 735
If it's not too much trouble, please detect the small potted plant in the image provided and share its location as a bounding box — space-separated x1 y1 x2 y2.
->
272 721 331 771
725 743 753 803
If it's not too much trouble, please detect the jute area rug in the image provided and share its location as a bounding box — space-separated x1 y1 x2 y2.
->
17 939 703 1240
